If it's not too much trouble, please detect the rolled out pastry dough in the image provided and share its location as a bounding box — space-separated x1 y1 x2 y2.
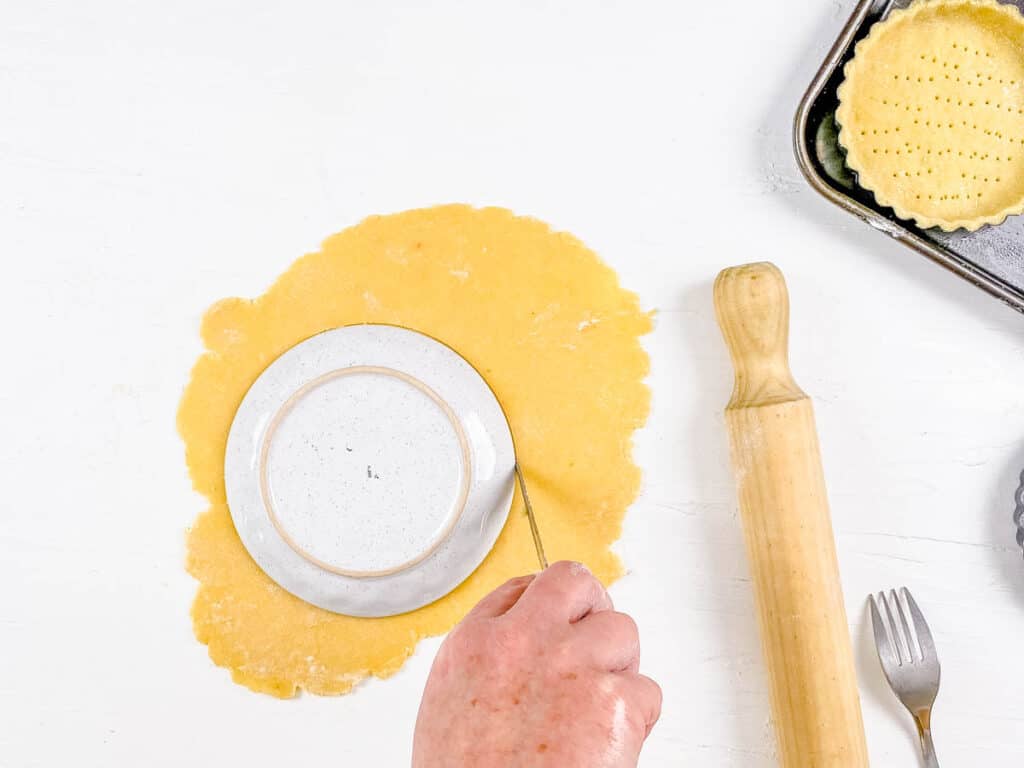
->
178 205 651 697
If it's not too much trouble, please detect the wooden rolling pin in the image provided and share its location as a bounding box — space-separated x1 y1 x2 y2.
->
713 262 869 768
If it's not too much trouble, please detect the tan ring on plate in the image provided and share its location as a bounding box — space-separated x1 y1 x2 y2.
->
258 365 473 579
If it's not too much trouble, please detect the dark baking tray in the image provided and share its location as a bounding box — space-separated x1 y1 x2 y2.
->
795 0 1024 313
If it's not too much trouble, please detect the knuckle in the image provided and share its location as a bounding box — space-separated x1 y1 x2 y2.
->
646 676 664 710
613 611 639 636
613 678 658 727
547 560 603 595
616 612 641 649
629 706 652 737
632 675 662 724
599 677 646 728
546 560 580 579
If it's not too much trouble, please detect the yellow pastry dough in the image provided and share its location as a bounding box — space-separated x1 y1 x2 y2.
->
178 205 652 697
837 0 1024 231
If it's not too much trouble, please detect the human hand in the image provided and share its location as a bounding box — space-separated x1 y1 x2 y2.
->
412 561 661 767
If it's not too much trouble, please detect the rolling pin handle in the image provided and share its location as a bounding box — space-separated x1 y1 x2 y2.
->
713 262 805 409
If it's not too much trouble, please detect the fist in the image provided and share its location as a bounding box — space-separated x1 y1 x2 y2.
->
412 561 661 767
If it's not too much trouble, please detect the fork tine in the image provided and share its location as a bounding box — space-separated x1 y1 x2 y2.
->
869 594 900 669
903 588 937 663
892 588 918 663
880 590 906 665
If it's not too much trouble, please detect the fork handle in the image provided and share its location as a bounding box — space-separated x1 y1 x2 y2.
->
914 711 940 768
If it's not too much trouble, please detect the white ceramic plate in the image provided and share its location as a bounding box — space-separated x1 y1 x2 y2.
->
224 324 515 617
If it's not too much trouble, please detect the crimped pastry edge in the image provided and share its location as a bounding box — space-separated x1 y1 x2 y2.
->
836 0 1024 232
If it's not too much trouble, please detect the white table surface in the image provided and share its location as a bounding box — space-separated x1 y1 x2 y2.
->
3 1 1024 765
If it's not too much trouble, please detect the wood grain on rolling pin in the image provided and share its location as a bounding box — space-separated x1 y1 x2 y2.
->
715 262 869 767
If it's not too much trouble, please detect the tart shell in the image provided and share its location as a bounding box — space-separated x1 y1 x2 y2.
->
837 0 1024 232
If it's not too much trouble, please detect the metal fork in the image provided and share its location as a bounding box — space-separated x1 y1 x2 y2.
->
869 588 942 768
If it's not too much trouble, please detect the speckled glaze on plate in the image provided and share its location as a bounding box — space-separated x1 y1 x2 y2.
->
224 324 516 617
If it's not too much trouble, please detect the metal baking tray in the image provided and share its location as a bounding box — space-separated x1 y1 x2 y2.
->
795 0 1024 313
1014 470 1024 557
